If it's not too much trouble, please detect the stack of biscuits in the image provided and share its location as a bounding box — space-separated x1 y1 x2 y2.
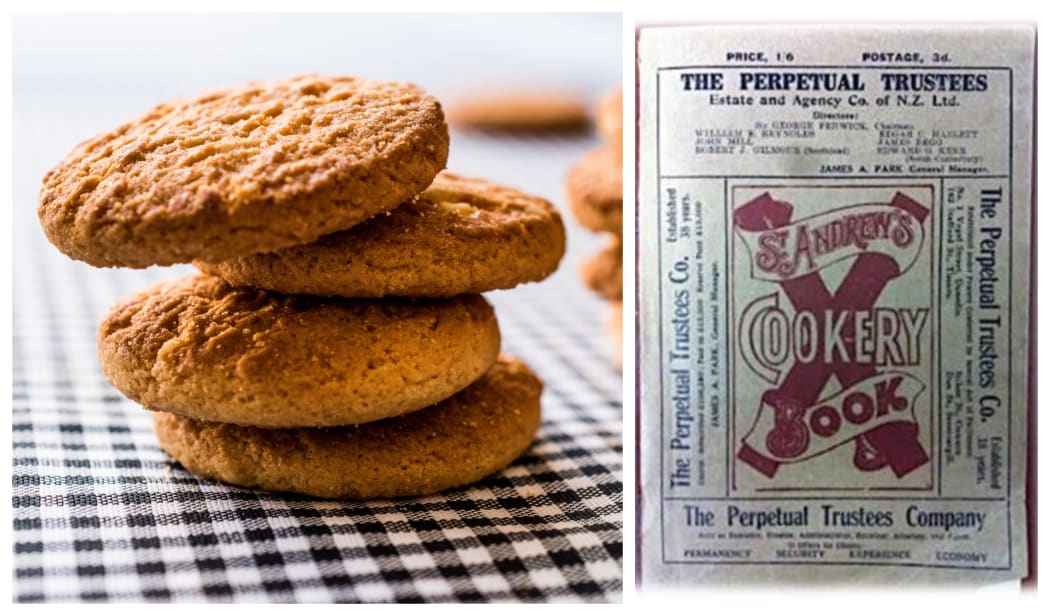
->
566 88 623 367
38 75 566 499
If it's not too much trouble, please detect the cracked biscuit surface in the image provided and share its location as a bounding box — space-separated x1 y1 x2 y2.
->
98 274 499 428
40 75 449 267
152 356 543 499
197 172 566 297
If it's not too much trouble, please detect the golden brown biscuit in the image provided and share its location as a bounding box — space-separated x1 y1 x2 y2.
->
196 172 566 298
446 92 589 132
607 301 623 370
597 88 623 146
581 235 622 301
566 146 622 234
39 75 449 268
98 274 500 428
153 356 542 499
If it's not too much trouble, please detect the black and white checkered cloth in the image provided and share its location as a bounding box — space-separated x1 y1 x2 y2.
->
13 121 623 600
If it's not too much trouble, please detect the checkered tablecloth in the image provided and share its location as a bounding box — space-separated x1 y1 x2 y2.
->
13 13 623 599
12 138 623 602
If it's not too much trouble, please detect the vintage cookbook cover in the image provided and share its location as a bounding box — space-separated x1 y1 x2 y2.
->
637 25 1034 584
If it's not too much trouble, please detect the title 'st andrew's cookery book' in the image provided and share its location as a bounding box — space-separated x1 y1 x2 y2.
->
637 25 1033 584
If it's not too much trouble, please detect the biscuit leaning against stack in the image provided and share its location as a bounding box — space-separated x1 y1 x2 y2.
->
566 88 623 368
39 75 566 499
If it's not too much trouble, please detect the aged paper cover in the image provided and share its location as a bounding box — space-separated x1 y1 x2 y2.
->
637 25 1033 584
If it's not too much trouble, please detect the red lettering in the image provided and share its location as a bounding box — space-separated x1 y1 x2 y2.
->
810 405 841 437
792 224 816 274
843 391 874 424
756 231 787 273
875 375 908 415
891 212 915 247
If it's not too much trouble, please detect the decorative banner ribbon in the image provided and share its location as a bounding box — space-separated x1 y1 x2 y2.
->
734 191 931 478
735 203 926 282
739 372 925 464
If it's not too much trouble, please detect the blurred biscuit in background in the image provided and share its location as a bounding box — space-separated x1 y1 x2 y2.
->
447 91 589 133
596 88 622 147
